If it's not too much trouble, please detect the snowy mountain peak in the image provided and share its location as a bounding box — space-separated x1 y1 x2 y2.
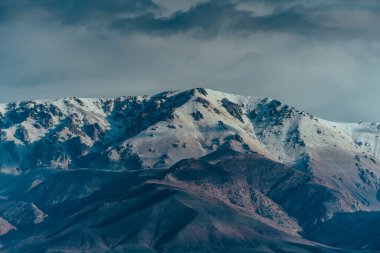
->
0 88 380 210
1 88 380 252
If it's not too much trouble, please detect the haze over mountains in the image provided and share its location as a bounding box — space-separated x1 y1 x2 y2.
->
1 88 380 252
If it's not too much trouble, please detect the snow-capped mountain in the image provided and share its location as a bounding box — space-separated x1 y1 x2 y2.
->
1 88 380 252
1 88 379 206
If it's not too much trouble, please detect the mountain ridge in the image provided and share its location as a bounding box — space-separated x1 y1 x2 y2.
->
1 88 380 252
1 87 380 206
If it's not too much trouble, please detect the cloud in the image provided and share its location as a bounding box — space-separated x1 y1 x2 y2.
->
110 1 325 37
0 0 159 29
107 0 380 43
0 0 380 122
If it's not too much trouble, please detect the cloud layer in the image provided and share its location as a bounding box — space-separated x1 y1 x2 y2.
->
1 0 380 122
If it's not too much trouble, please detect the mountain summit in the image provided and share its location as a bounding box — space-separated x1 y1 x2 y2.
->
1 88 380 252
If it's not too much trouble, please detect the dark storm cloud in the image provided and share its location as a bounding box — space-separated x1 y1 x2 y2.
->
1 0 380 122
111 1 323 37
0 0 366 36
0 0 158 24
1 0 378 38
109 0 380 40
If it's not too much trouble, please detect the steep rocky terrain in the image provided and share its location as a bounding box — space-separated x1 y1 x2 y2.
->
1 88 380 252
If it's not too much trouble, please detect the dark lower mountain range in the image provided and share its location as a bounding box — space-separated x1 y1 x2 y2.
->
0 88 380 252
1 150 375 253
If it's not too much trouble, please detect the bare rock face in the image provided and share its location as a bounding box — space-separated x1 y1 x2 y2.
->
191 110 204 121
83 123 103 140
221 98 244 122
15 125 30 145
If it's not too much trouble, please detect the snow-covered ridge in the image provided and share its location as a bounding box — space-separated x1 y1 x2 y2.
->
0 217 16 236
1 88 380 209
0 88 279 171
2 88 380 253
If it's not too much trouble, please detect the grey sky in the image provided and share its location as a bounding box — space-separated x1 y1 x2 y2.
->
0 0 380 122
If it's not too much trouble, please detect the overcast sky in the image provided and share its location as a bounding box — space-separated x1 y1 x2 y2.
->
1 0 380 122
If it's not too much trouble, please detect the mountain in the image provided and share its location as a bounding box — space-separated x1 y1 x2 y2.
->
0 88 380 252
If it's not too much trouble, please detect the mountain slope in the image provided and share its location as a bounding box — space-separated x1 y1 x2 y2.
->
1 88 379 207
0 151 354 253
1 88 380 252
